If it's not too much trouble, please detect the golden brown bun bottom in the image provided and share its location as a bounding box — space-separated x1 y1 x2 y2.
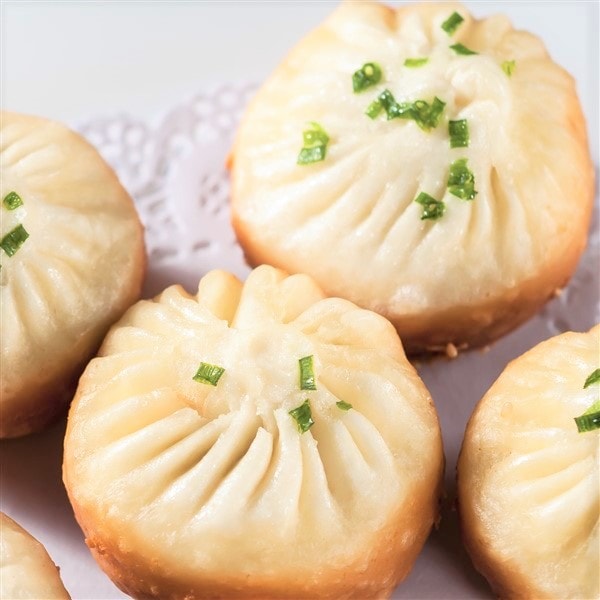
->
65 470 442 600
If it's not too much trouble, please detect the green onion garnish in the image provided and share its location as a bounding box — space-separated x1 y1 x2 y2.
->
450 43 478 56
352 62 382 93
404 57 428 68
289 399 314 434
448 158 477 201
297 122 329 165
583 368 600 388
410 97 446 131
366 90 445 132
501 60 516 77
366 89 408 120
299 355 317 390
3 191 23 211
414 192 445 220
441 11 464 35
336 400 353 411
366 98 384 119
574 399 600 433
449 119 469 148
193 362 225 386
0 224 29 257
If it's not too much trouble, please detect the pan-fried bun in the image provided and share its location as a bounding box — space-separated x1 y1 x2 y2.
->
64 265 443 599
458 325 599 599
0 512 71 599
0 111 145 437
230 2 593 354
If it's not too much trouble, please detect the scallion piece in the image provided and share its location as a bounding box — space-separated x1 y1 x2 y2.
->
501 60 516 77
366 90 445 131
299 355 317 390
450 43 478 56
336 400 353 411
575 411 600 433
448 158 477 201
366 99 382 118
289 399 314 434
574 399 600 433
404 57 428 68
411 97 446 131
441 11 464 35
193 362 225 386
449 119 469 148
297 122 329 165
366 89 409 121
414 192 445 220
3 191 23 211
0 224 29 257
583 368 600 388
352 62 382 93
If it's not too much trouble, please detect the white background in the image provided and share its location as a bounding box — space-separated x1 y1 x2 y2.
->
1 2 598 599
2 0 598 162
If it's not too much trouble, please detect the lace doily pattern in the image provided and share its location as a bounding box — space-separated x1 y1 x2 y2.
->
77 83 257 297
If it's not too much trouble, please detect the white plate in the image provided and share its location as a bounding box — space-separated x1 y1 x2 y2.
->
1 3 598 598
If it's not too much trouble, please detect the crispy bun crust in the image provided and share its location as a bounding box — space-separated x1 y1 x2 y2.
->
67 478 441 600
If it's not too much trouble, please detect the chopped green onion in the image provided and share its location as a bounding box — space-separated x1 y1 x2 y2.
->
410 97 446 131
441 11 464 35
365 99 384 119
0 224 29 257
450 43 478 56
366 89 409 120
575 411 600 433
289 399 314 434
449 119 469 148
448 158 477 201
501 60 516 77
366 90 445 132
193 362 225 386
297 122 329 165
414 192 445 220
336 400 353 411
352 62 382 93
583 368 600 388
3 191 23 210
574 399 600 433
299 355 317 390
404 57 428 68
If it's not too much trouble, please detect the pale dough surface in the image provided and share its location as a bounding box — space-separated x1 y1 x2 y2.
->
0 111 145 437
0 512 71 599
458 325 600 599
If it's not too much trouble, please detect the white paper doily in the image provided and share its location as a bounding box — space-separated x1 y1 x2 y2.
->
1 83 598 600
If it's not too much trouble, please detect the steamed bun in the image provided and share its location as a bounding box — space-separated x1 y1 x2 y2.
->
0 512 71 599
230 1 593 353
458 325 599 599
63 265 443 599
0 111 145 437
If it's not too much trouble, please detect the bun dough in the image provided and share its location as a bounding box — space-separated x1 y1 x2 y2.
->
458 325 600 599
230 1 593 353
63 265 443 599
0 512 70 599
0 111 145 437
